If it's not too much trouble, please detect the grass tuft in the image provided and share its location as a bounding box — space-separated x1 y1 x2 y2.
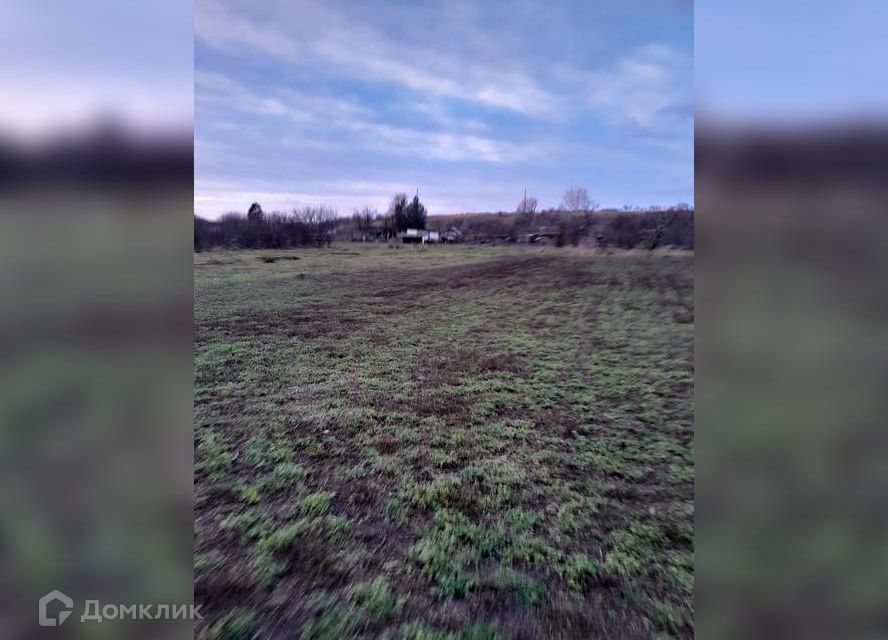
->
301 491 333 517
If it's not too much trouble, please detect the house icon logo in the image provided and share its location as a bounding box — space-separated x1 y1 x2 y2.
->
39 590 73 627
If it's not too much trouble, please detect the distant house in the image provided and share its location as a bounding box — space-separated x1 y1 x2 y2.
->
444 227 463 243
400 229 423 244
399 229 440 244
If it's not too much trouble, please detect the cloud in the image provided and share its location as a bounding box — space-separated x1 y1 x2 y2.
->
196 70 525 164
194 1 693 214
549 44 692 137
196 71 357 125
194 0 295 58
195 0 560 118
344 119 523 163
196 2 690 137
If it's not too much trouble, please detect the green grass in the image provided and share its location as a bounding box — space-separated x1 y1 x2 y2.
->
261 461 306 491
257 519 310 553
558 553 603 590
349 576 402 622
194 245 693 639
301 491 333 517
198 609 257 640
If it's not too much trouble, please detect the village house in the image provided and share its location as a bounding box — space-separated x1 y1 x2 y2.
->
399 229 440 244
443 226 463 243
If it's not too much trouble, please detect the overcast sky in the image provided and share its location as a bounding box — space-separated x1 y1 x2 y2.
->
195 0 693 217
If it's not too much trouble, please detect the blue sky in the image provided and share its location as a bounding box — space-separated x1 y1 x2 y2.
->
195 0 693 217
696 0 888 124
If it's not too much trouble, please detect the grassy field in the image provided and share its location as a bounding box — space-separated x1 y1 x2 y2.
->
194 245 694 639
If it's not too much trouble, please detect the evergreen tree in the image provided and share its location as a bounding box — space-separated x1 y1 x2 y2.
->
247 202 264 221
405 192 427 230
388 193 408 233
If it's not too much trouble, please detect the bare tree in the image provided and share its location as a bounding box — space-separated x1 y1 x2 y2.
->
361 206 376 228
647 211 674 249
516 194 538 215
350 205 377 240
561 187 597 212
293 205 337 246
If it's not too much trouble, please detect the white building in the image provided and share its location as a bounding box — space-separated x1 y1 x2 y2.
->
399 229 440 244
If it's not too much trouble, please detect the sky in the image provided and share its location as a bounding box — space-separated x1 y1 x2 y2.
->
696 0 888 125
194 0 694 217
0 0 192 139
2 1 887 217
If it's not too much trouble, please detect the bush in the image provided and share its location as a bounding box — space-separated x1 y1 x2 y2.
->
194 205 337 250
607 214 641 249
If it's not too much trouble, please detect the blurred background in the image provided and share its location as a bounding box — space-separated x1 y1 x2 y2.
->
696 1 888 638
0 1 193 638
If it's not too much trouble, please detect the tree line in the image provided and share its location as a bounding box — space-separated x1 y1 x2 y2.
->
434 207 693 249
517 186 691 216
194 191 429 250
194 204 337 251
194 188 693 251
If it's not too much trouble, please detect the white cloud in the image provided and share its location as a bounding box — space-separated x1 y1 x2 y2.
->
193 1 693 212
194 0 295 58
195 0 560 118
345 119 522 163
569 44 692 132
196 2 691 137
197 70 525 164
197 70 371 124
